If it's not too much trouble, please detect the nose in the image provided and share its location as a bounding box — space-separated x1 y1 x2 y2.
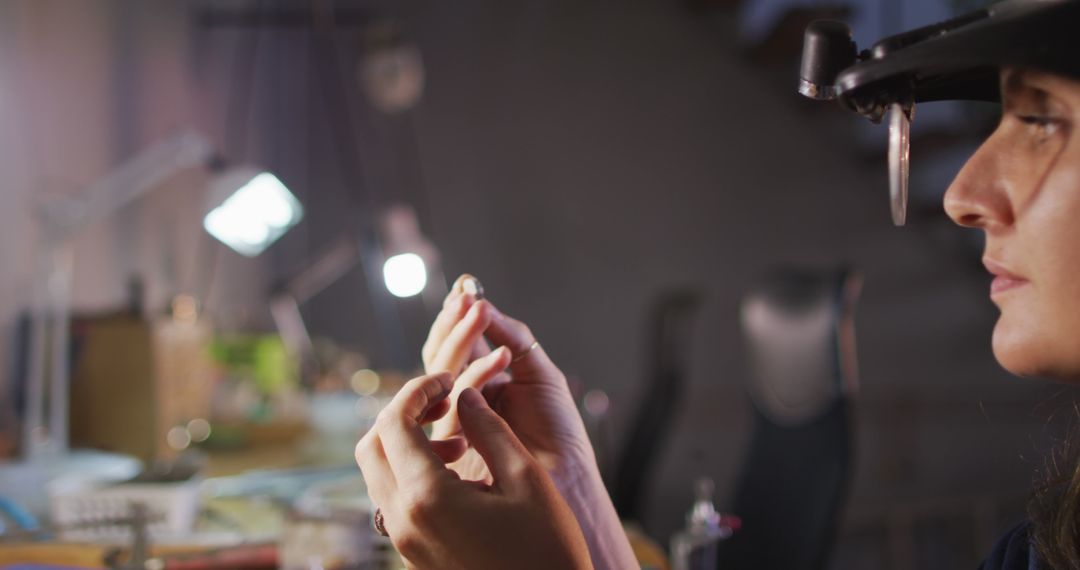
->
942 134 1014 231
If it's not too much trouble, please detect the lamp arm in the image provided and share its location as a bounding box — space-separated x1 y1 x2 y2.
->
22 130 216 459
42 130 216 237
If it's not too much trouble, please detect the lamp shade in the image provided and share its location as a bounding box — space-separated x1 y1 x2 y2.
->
203 168 303 257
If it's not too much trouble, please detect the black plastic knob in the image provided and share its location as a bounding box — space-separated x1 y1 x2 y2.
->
799 20 856 100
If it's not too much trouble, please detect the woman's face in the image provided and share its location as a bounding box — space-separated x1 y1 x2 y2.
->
944 69 1080 380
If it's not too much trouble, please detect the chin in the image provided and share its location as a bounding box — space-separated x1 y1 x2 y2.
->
992 319 1080 380
991 343 1043 377
991 320 1048 378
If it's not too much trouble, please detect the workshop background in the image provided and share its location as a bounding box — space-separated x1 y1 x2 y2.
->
0 1 1074 569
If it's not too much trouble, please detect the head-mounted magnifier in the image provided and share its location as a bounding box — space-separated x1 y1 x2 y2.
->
799 0 1080 226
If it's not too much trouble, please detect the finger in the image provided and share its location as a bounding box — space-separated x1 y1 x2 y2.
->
469 336 493 362
428 301 493 377
429 339 495 439
431 347 513 439
480 375 511 412
383 372 453 422
448 273 474 298
376 373 454 485
460 275 485 300
429 437 468 464
456 387 534 490
421 292 473 369
456 346 512 393
355 430 398 512
484 304 559 380
418 397 450 425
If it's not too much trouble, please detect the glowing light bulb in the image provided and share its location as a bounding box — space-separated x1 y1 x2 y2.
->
383 253 427 297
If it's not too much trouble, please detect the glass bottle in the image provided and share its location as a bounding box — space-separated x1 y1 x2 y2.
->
670 477 731 570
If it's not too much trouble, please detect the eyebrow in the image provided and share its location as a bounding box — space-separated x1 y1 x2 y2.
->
1002 71 1051 111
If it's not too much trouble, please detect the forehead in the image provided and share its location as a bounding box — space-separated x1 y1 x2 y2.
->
1001 69 1080 106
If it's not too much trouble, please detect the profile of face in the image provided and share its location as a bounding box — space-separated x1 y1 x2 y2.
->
944 69 1080 380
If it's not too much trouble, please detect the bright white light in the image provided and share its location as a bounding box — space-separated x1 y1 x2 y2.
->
203 171 303 257
383 253 427 298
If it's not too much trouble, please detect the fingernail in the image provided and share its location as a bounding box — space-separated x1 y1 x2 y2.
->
463 277 485 300
459 388 484 409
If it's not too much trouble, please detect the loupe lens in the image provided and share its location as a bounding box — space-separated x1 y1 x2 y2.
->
888 102 912 226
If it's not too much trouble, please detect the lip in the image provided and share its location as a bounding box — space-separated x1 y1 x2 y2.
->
983 257 1029 296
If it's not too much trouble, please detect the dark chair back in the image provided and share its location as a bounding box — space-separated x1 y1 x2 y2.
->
717 267 861 570
612 289 702 523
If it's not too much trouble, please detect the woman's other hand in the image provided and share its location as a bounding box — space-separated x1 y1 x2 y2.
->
420 275 640 570
422 275 595 486
355 372 592 570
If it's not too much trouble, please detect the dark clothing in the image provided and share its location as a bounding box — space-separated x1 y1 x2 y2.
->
980 521 1043 570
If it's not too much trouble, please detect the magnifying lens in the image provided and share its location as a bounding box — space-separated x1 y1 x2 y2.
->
798 0 1080 227
887 101 911 226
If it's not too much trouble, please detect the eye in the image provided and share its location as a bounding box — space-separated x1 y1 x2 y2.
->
1016 114 1063 137
1018 115 1052 126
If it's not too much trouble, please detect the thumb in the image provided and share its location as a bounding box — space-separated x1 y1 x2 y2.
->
456 388 532 487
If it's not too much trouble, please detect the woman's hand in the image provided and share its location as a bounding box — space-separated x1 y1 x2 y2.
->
421 276 640 570
422 276 596 487
354 371 593 570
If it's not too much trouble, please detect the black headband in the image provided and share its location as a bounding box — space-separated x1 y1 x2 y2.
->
802 0 1080 122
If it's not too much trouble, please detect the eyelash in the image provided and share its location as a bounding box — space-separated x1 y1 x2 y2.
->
1016 114 1064 138
1018 115 1053 126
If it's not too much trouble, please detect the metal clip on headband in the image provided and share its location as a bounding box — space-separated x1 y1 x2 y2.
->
799 20 913 226
798 21 856 102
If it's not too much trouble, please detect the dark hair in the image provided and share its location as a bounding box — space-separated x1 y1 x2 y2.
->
1029 436 1080 568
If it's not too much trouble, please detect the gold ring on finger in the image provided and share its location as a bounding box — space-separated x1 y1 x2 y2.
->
511 341 540 363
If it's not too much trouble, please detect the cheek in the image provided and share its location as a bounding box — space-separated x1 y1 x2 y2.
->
1037 236 1080 376
994 153 1080 377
